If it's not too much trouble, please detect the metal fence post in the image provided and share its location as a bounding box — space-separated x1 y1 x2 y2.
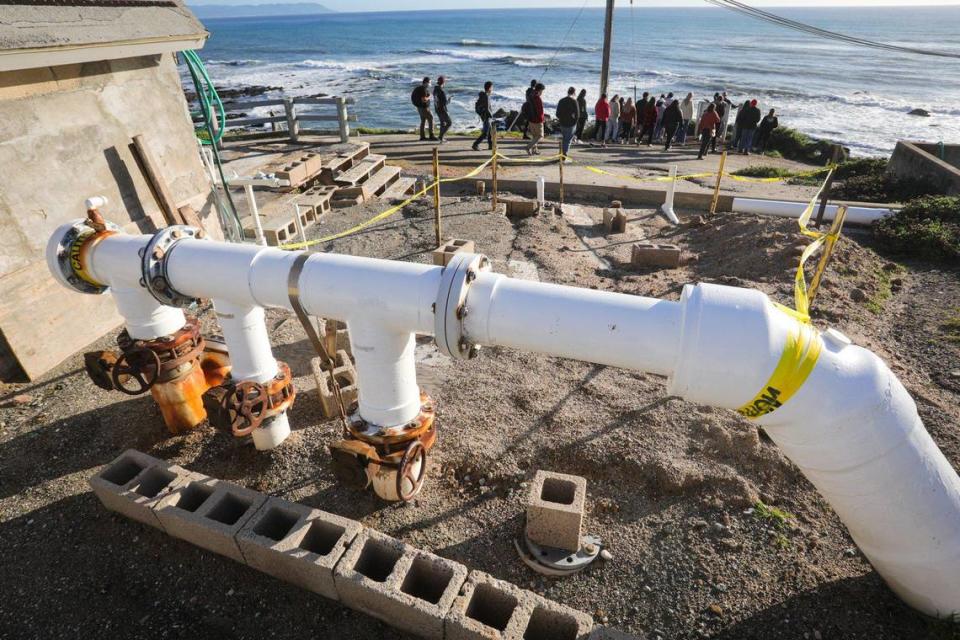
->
284 97 299 143
336 97 350 143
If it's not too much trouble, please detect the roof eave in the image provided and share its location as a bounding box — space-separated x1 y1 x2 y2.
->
0 33 208 73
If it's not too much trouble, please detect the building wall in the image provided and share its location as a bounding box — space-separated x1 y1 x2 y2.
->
888 141 960 197
0 52 221 380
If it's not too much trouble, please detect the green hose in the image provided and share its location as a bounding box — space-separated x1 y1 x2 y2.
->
181 50 243 241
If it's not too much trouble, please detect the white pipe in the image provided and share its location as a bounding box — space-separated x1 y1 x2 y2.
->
536 176 546 208
660 165 680 225
47 226 960 616
244 184 267 246
732 197 893 225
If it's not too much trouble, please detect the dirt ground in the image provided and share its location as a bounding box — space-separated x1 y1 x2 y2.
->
1 193 958 640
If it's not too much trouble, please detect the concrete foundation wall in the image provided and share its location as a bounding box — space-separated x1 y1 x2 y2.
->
888 140 960 196
0 53 219 380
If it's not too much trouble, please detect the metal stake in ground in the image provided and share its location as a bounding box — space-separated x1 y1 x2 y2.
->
433 147 442 247
710 151 727 215
491 126 499 212
814 145 843 228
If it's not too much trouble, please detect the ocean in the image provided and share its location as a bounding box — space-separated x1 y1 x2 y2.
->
192 6 960 156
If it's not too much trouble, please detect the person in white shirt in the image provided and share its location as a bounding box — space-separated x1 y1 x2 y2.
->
677 93 694 145
607 94 622 143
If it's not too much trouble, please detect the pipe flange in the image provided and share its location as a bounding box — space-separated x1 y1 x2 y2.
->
434 252 491 360
140 225 202 308
50 220 120 294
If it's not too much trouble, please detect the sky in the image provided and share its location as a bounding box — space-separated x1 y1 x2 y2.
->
193 0 960 8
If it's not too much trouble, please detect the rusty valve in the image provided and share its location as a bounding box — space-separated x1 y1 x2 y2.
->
84 351 121 391
227 381 269 437
202 362 296 439
111 347 161 395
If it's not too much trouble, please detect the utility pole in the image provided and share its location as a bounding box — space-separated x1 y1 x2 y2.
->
600 0 615 97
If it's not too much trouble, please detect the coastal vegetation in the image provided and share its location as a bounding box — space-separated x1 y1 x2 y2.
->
875 196 960 263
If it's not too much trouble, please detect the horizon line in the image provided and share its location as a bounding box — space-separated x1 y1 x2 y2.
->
191 3 960 14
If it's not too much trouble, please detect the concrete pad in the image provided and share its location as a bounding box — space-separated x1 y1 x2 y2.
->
526 470 587 553
88 449 194 531
237 496 361 600
154 476 266 563
446 570 593 640
334 528 467 639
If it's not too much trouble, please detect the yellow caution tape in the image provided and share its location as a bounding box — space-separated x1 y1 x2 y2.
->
737 316 823 419
279 157 493 250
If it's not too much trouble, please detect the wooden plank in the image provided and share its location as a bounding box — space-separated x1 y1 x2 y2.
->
381 176 417 202
177 205 205 233
295 96 356 105
0 260 122 381
222 98 288 109
130 134 184 227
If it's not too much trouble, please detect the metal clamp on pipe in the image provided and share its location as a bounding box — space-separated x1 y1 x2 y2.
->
434 252 491 360
140 225 204 308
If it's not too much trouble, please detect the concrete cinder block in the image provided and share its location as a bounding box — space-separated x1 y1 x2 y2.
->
602 208 627 234
237 496 361 600
446 570 593 640
526 470 586 552
630 242 682 269
502 197 539 218
334 529 468 639
432 239 476 267
88 449 193 530
311 349 358 418
154 476 266 563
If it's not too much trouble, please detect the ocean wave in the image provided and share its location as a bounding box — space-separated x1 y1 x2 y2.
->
418 48 549 67
206 59 263 67
450 39 598 53
297 59 384 72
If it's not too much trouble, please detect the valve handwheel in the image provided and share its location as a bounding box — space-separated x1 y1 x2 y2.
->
111 347 161 396
397 440 427 502
229 381 268 437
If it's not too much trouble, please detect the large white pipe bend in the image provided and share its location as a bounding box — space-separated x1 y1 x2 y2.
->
46 225 960 616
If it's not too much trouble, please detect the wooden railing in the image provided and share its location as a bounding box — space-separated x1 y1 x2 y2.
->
199 95 358 143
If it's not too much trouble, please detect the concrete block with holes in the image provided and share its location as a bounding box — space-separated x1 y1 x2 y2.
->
526 470 587 552
502 197 539 218
445 570 593 640
432 239 476 267
153 476 266 563
236 496 361 600
88 449 195 531
630 242 682 269
311 349 358 418
333 528 467 639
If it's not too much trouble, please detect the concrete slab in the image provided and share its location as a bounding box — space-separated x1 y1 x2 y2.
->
237 496 361 600
88 449 193 531
446 570 593 640
154 476 266 563
334 528 467 639
526 470 587 553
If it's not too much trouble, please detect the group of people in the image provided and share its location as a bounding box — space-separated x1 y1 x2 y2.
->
411 77 781 161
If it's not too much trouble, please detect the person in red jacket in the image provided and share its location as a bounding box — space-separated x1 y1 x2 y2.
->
525 83 546 156
594 94 611 148
697 103 722 159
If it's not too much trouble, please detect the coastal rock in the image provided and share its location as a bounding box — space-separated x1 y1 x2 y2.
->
908 108 931 117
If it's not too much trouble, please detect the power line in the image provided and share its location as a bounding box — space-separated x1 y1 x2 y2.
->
704 0 960 60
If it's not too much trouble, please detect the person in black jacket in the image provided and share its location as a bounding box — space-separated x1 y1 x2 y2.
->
521 79 537 139
755 108 779 153
575 88 588 143
411 77 435 141
433 76 451 144
661 99 683 151
737 99 762 155
472 81 494 152
556 86 580 158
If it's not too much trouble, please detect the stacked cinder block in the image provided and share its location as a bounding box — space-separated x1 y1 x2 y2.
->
446 570 593 640
311 349 358 418
335 529 468 639
432 239 476 267
237 496 361 600
89 449 197 530
89 451 605 640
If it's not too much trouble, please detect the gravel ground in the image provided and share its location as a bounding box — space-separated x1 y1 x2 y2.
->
1 194 958 640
